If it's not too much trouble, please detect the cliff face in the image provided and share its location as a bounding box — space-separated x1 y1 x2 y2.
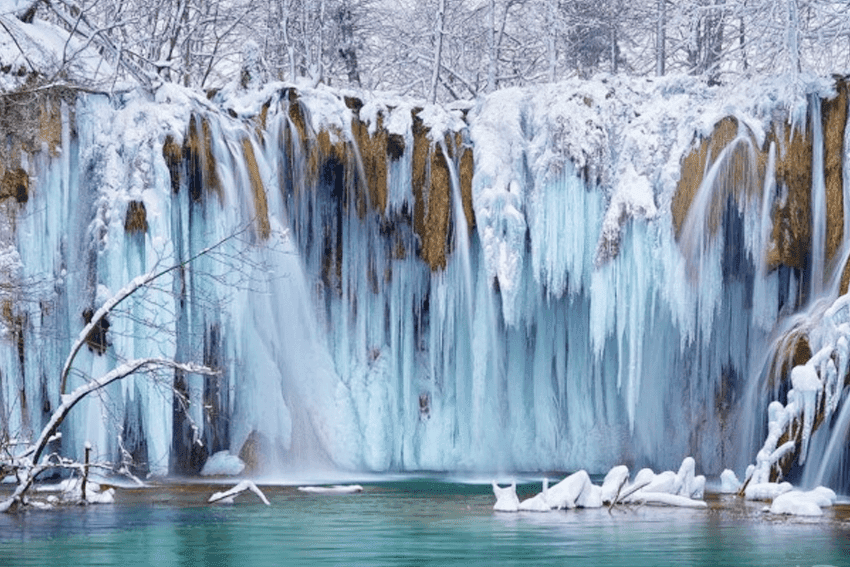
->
1 74 848 484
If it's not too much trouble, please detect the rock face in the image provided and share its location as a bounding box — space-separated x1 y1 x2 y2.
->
0 75 849 481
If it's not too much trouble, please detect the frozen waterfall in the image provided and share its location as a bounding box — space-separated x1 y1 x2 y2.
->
1 74 849 488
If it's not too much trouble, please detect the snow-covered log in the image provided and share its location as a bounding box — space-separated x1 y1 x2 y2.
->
209 480 271 506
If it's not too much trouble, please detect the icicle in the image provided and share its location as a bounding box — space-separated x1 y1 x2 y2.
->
810 96 827 299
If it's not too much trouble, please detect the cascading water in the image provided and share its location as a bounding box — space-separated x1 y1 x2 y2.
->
1 74 849 488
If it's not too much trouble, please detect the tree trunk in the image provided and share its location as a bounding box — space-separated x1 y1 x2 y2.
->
429 0 447 104
487 0 496 92
338 3 361 87
786 0 800 73
656 0 666 76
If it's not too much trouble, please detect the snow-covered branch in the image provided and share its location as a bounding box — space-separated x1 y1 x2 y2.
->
1 358 216 513
59 225 247 395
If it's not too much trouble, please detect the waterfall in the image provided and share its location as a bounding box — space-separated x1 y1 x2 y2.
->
1 76 848 485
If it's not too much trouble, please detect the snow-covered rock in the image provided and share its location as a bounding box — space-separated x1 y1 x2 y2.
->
629 492 707 508
494 460 707 513
518 478 551 511
719 469 741 493
576 483 603 509
600 465 630 503
492 482 519 512
547 470 593 510
768 487 836 517
622 459 708 507
745 481 793 501
200 451 246 476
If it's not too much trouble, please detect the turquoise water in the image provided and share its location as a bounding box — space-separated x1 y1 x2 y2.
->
1 481 849 566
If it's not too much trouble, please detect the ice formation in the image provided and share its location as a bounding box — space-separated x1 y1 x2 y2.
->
0 23 849 490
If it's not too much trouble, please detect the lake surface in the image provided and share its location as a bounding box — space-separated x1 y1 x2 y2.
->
1 479 849 566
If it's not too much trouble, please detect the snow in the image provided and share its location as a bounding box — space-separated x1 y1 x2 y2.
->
629 492 708 508
492 482 519 512
495 459 706 513
719 469 741 493
297 485 363 494
547 470 594 510
745 482 793 501
200 451 246 477
600 465 629 503
768 487 836 516
35 478 115 505
209 480 270 506
0 15 117 90
518 490 551 512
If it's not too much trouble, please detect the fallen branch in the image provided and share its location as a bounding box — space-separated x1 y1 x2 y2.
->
209 480 270 506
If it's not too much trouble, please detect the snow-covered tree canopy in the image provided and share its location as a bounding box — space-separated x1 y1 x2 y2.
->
1 0 849 99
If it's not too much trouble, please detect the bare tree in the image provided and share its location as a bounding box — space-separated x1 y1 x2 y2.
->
0 228 251 513
429 0 446 103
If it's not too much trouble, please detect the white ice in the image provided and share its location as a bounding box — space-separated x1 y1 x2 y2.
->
297 485 364 494
719 469 741 493
209 480 270 506
200 451 246 477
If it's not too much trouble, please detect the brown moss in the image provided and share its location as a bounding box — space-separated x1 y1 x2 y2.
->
673 117 739 238
162 135 182 194
1 168 28 204
238 430 264 475
124 200 148 234
1 300 12 326
183 114 222 202
344 96 364 112
1 302 25 371
769 122 813 270
387 134 406 161
841 254 850 295
393 235 406 260
457 136 475 231
351 113 388 214
287 89 308 147
282 90 309 196
767 330 812 391
256 101 270 136
82 308 109 356
242 137 271 240
791 334 812 368
307 129 348 187
421 143 452 271
411 112 429 244
0 87 73 159
37 98 63 157
823 80 847 264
